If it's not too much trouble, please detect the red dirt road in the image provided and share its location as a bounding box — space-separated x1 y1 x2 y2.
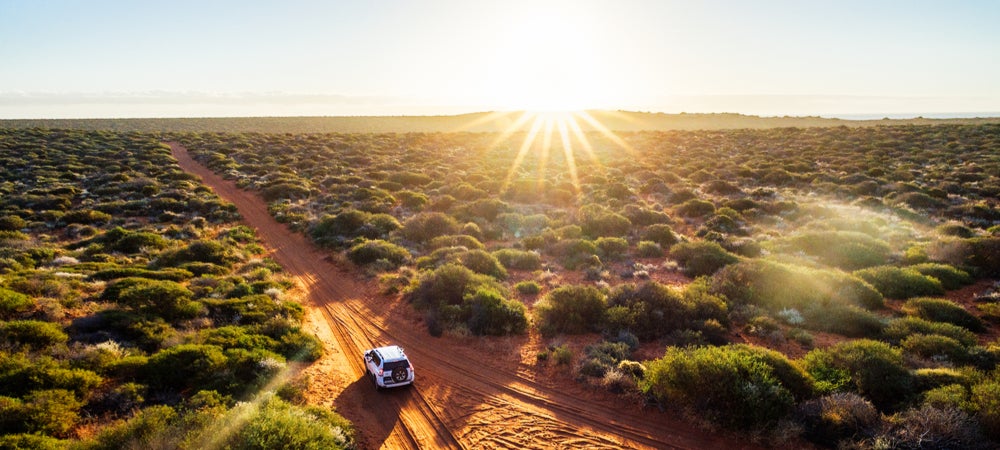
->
168 142 755 449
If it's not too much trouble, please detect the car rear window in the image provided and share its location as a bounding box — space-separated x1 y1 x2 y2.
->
384 360 410 370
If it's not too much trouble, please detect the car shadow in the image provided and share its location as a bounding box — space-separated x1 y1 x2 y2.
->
335 372 406 448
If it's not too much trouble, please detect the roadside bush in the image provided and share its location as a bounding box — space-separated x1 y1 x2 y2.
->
225 395 354 450
802 339 913 410
908 263 972 290
972 380 1000 439
879 404 986 449
535 285 606 335
459 249 508 280
641 344 814 430
492 248 542 271
668 241 738 277
884 316 977 347
0 320 68 350
854 266 944 299
154 239 237 268
0 352 102 398
89 267 193 282
903 297 985 332
577 341 631 378
464 288 527 335
114 278 198 320
143 344 229 393
346 239 410 269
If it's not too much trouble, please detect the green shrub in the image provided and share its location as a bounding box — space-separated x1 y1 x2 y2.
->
675 199 715 218
972 381 1000 439
802 339 913 410
143 344 229 393
20 389 83 437
459 249 508 280
346 239 410 268
642 224 678 248
225 395 353 449
606 280 726 340
798 393 881 447
427 234 484 250
782 231 891 270
0 215 27 231
712 259 884 311
635 240 663 258
89 267 193 282
547 238 599 269
854 266 945 299
535 285 606 335
802 304 885 338
669 241 739 277
580 211 631 238
61 209 112 225
114 279 197 320
641 344 813 429
884 317 977 346
595 237 629 261
514 280 541 295
578 341 632 378
464 288 527 336
909 263 972 290
492 248 542 271
903 297 985 332
0 287 32 318
399 212 460 243
154 240 236 268
0 353 102 398
0 433 67 449
901 334 970 364
0 320 68 350
928 237 1000 278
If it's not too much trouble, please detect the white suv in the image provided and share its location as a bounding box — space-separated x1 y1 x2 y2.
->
363 345 415 389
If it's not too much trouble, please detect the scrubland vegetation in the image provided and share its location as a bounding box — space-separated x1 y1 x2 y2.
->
174 123 1000 448
0 129 352 448
1 121 998 448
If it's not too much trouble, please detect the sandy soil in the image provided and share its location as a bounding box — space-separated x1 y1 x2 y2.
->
168 142 760 449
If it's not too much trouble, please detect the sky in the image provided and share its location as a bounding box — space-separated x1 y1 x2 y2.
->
1 0 999 118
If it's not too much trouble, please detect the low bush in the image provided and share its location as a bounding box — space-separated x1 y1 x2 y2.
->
668 241 739 277
927 237 1000 278
143 344 229 393
89 267 193 282
903 297 985 332
464 288 527 336
577 341 631 378
712 259 884 311
641 344 814 430
879 404 986 449
405 264 523 335
346 239 410 269
781 230 891 270
427 234 484 250
547 238 600 270
535 285 606 335
399 212 460 244
802 339 913 410
854 266 945 299
802 304 885 338
901 334 971 364
635 240 663 257
492 248 542 271
458 249 508 280
154 239 238 268
909 263 973 290
798 392 881 447
884 317 977 347
642 224 678 248
0 320 68 351
0 287 32 318
675 199 715 218
595 237 629 261
972 380 1000 439
514 280 541 295
606 280 726 340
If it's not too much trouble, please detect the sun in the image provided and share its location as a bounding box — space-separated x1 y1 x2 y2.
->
483 5 613 112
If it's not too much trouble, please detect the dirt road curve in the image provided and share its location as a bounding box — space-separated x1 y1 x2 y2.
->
168 142 754 449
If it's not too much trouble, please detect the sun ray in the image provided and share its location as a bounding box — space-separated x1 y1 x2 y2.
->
575 110 638 156
565 112 603 166
556 115 581 196
538 115 555 191
452 110 519 133
500 114 545 195
485 110 535 151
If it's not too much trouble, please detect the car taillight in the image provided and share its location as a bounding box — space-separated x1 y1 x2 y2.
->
378 369 383 376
